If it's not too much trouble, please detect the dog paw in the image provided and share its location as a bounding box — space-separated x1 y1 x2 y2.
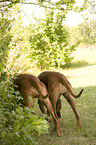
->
58 130 63 136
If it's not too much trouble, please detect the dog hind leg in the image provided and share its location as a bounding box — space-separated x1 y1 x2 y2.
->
63 92 81 128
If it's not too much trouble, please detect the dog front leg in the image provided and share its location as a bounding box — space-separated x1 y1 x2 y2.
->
43 98 63 136
50 94 59 119
38 99 46 114
51 110 63 136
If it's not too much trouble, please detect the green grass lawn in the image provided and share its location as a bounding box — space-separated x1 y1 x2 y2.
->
36 46 96 145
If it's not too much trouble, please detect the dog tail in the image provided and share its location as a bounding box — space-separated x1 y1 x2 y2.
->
72 89 84 98
66 87 84 98
43 85 54 99
60 77 84 98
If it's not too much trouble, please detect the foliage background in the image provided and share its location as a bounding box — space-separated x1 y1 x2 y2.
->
0 0 96 144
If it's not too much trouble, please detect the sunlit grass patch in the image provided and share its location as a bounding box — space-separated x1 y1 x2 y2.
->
72 45 96 65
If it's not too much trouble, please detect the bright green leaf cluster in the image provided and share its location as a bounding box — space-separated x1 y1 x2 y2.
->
0 74 49 145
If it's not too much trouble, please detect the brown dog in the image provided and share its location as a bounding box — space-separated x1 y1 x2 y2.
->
13 74 63 136
38 71 83 128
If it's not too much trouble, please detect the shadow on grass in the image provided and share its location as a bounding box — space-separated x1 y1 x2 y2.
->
60 61 96 69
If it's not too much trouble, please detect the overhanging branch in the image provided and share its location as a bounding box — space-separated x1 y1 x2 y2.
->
0 1 71 11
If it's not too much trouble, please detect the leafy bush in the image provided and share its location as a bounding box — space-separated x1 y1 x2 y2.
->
75 1 96 45
78 18 96 44
0 18 12 74
4 7 80 72
29 10 78 69
0 74 49 145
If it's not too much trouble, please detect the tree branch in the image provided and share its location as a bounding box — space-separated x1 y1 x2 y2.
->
0 1 68 11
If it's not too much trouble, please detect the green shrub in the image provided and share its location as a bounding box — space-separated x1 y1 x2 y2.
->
0 74 49 145
29 10 78 69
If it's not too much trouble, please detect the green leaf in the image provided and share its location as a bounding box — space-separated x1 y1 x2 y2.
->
29 96 33 103
2 131 6 138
